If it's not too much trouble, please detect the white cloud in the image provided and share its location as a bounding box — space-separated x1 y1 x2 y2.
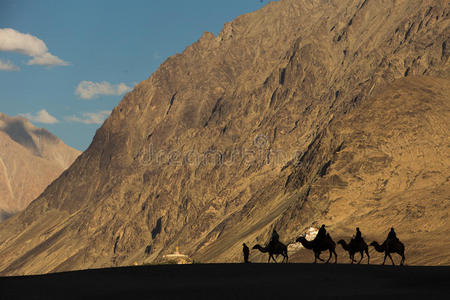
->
64 110 111 124
0 59 19 71
27 52 69 66
75 81 132 100
21 109 59 124
0 28 69 66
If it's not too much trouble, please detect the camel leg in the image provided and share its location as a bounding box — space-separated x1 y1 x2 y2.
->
382 253 387 265
365 249 370 265
357 252 363 264
325 250 332 264
315 251 324 263
333 250 338 264
271 254 278 264
400 253 405 266
387 253 395 266
316 251 325 262
350 253 354 264
280 251 288 263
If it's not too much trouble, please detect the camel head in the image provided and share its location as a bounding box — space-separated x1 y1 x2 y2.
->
295 235 306 243
337 239 350 250
252 244 262 250
369 241 386 253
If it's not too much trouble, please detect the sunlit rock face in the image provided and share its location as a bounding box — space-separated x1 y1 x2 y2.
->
0 113 80 221
0 0 449 275
288 227 318 252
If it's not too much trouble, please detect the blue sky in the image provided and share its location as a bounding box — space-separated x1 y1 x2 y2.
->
0 0 266 150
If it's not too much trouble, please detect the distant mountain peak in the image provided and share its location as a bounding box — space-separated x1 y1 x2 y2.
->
0 112 80 221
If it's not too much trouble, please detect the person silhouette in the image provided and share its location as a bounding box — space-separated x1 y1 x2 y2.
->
317 224 327 240
242 243 250 263
387 227 397 241
355 227 362 241
267 229 280 250
271 229 279 244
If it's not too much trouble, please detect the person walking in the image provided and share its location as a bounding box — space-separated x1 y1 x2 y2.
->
243 243 250 263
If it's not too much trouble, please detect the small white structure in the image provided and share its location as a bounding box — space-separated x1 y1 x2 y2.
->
162 247 192 264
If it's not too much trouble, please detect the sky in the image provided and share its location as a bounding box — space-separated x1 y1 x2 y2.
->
0 0 267 151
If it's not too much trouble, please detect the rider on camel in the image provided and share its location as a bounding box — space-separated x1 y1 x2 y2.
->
317 224 327 240
351 227 363 247
355 227 362 241
270 229 279 246
387 227 398 241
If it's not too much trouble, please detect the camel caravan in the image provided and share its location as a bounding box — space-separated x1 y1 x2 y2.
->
247 226 406 266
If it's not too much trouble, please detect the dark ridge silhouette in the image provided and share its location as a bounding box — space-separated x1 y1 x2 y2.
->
2 264 449 299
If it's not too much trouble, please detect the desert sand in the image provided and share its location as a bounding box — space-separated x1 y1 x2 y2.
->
0 263 449 299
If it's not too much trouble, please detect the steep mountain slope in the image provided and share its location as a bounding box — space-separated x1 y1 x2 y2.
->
0 113 80 220
234 75 450 265
0 0 448 275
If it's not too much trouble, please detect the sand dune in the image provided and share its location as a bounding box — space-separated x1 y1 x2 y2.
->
0 263 449 299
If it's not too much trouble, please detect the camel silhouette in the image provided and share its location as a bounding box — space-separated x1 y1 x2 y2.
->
370 239 405 266
296 234 338 263
337 239 370 264
252 240 288 263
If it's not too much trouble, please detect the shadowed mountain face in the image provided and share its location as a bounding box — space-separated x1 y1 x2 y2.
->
0 0 449 275
0 113 80 221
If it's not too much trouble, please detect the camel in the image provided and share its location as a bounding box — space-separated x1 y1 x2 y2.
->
370 239 405 266
296 234 338 264
337 239 370 264
252 240 288 263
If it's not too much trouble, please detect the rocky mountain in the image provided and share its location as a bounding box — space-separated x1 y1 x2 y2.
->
0 113 80 221
0 0 448 275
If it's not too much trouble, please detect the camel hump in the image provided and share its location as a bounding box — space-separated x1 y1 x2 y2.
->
387 238 404 249
351 237 365 246
384 237 399 246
